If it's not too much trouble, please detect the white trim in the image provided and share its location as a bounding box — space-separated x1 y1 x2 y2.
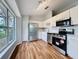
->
1 0 15 17
0 40 16 59
3 0 21 17
7 41 17 59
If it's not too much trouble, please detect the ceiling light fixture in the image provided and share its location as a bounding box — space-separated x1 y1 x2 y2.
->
38 1 42 4
45 6 49 9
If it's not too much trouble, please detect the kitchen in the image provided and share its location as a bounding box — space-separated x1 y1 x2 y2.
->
36 5 78 59
0 0 78 59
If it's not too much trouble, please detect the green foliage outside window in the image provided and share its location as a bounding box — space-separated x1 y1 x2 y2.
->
0 29 6 39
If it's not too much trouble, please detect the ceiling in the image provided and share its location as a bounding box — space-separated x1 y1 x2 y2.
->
15 0 78 16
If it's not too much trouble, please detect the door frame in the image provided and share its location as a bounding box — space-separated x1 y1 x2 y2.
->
28 23 38 41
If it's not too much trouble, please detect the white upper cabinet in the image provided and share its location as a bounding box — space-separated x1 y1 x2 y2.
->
56 5 78 25
56 6 78 25
51 16 58 26
70 6 78 25
43 18 52 28
56 9 70 21
42 5 78 28
62 10 70 19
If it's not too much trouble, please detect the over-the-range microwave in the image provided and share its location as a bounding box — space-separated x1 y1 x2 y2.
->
56 17 71 26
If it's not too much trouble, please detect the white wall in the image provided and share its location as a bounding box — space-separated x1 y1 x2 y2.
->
29 11 52 28
22 16 29 41
16 17 22 44
29 20 41 27
29 11 52 21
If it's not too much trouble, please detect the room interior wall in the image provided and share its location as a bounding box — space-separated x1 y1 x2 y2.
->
16 17 22 44
22 16 29 41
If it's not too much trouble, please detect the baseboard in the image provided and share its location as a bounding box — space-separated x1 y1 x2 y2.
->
10 44 20 59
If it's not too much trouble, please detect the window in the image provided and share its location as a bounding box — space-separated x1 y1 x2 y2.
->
0 2 16 51
8 11 15 42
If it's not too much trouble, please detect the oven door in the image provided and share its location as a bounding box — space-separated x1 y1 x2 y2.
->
52 37 66 51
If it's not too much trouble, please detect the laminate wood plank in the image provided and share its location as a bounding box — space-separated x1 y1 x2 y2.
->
10 40 71 59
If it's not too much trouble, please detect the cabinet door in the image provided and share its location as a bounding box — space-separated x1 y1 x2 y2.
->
67 27 78 59
41 32 47 42
67 35 78 59
44 18 52 27
52 16 57 26
38 32 42 39
70 6 78 25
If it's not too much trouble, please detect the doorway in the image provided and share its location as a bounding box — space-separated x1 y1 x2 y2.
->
28 23 38 41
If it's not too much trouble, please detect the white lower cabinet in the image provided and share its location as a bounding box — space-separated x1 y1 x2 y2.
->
41 32 47 42
38 32 47 42
38 32 42 39
67 36 78 59
67 26 78 59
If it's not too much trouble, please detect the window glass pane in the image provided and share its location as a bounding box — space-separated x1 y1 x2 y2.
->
0 2 7 50
0 28 7 49
8 28 14 41
0 17 5 26
0 2 7 26
7 11 15 42
0 2 16 52
0 28 6 39
0 3 7 17
8 11 15 27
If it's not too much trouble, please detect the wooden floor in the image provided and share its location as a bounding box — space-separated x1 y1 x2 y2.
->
10 40 71 59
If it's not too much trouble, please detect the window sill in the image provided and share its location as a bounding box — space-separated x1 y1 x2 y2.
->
0 40 16 59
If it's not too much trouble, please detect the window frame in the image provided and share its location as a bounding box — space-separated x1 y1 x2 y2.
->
0 1 16 53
